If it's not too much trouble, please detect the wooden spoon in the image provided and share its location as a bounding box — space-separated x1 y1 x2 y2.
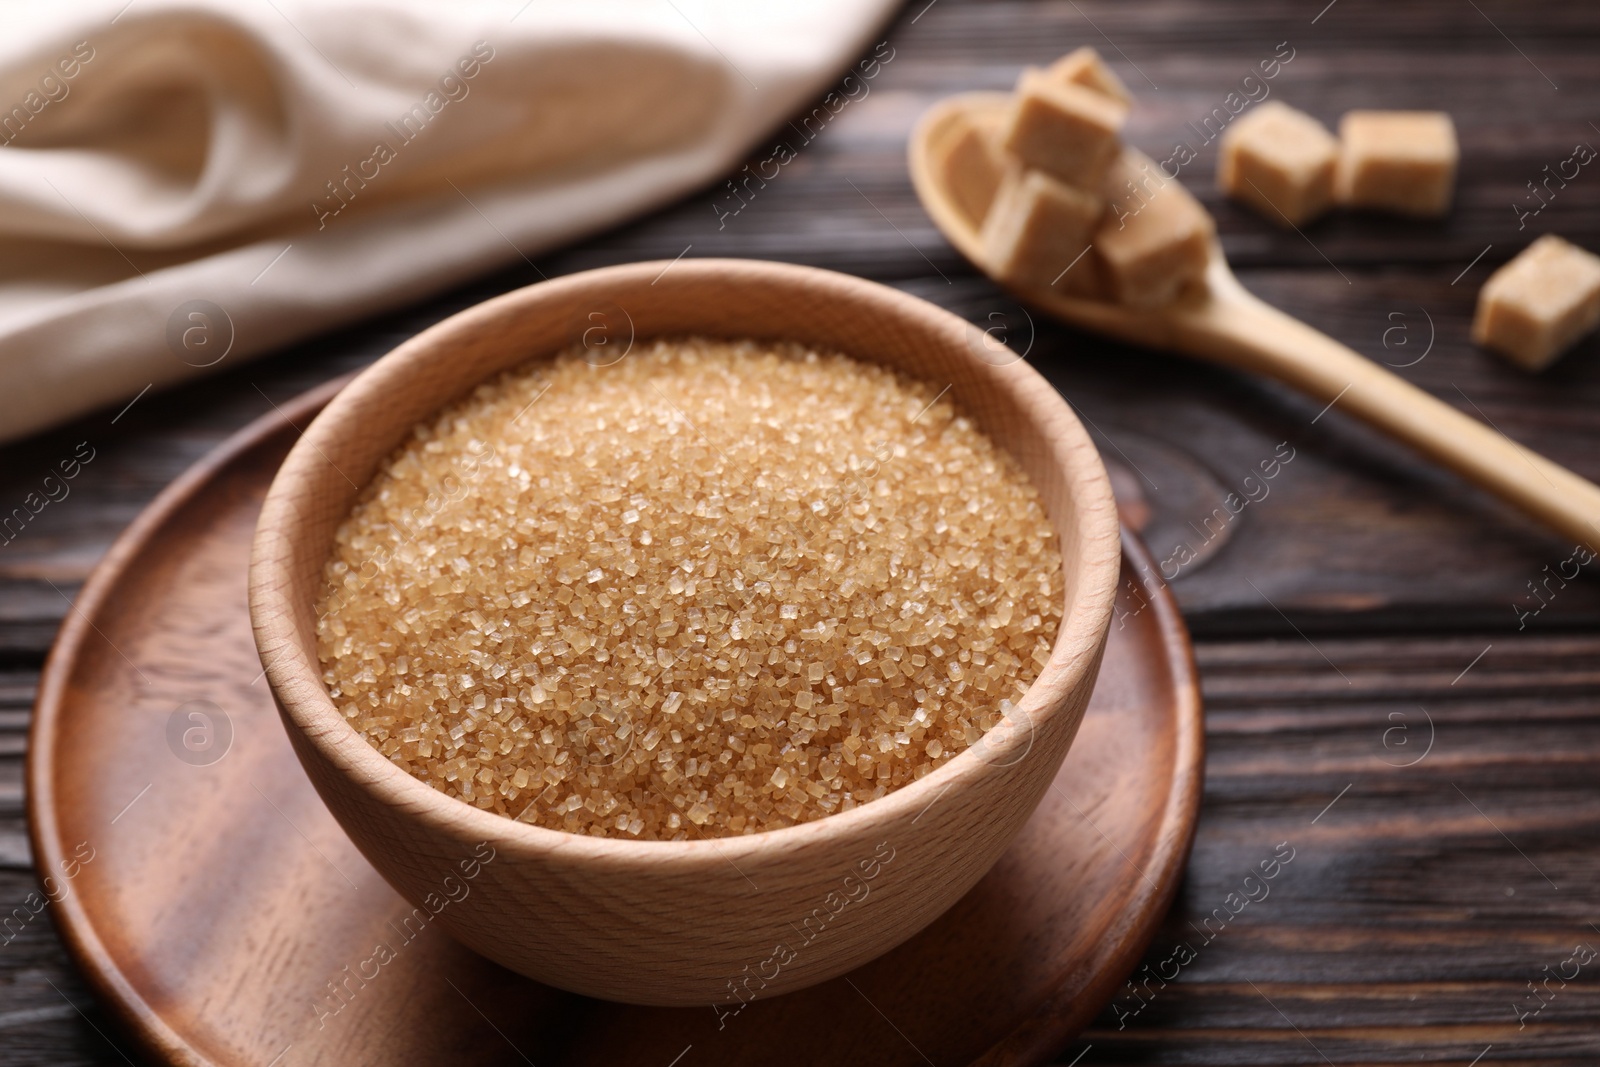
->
910 92 1600 550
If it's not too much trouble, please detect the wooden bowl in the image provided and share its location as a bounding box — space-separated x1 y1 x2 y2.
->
249 259 1121 1006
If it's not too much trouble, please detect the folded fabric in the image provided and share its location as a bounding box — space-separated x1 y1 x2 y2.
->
0 0 899 442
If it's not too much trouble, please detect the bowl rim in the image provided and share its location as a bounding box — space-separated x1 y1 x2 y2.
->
249 258 1121 865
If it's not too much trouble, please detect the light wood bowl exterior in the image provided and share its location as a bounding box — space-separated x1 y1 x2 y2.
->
248 259 1121 1006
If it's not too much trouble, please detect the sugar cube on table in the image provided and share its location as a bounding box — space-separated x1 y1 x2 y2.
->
1044 46 1131 105
1218 101 1339 227
1001 68 1128 189
933 113 1009 229
1472 234 1600 371
980 167 1104 297
1094 149 1216 308
1335 110 1458 217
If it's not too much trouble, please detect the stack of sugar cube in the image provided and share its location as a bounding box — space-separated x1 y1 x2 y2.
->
933 48 1216 309
935 59 1600 372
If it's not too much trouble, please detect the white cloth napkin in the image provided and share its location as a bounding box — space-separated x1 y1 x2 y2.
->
0 0 900 442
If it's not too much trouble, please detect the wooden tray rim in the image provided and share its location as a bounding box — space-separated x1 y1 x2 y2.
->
25 376 1202 1067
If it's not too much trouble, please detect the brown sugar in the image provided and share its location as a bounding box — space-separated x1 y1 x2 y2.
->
935 112 1009 229
1335 110 1458 217
316 339 1064 840
1473 234 1600 371
1001 68 1127 190
1094 149 1215 307
1044 47 1131 106
1218 101 1339 227
980 166 1104 297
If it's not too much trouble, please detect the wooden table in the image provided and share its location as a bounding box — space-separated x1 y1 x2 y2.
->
3 1 1597 1062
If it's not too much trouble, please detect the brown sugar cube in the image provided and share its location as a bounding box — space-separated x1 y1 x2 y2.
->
1335 110 1458 217
1217 101 1338 226
1001 68 1128 189
1044 46 1131 105
1094 149 1216 308
933 113 1009 229
980 167 1105 297
1472 235 1600 371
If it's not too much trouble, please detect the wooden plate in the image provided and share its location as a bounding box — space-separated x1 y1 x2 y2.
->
28 378 1202 1067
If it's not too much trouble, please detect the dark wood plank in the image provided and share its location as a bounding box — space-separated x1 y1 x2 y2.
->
1075 630 1600 1064
3 0 1598 1061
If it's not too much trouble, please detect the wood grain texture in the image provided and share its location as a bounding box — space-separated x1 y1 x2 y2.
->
26 381 1201 1064
3 0 1599 1061
248 259 1123 1004
1073 632 1600 1064
3 2 1600 634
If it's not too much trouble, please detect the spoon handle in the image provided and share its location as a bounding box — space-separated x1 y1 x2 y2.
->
1181 279 1600 551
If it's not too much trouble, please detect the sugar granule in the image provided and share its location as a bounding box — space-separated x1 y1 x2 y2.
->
316 338 1064 840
